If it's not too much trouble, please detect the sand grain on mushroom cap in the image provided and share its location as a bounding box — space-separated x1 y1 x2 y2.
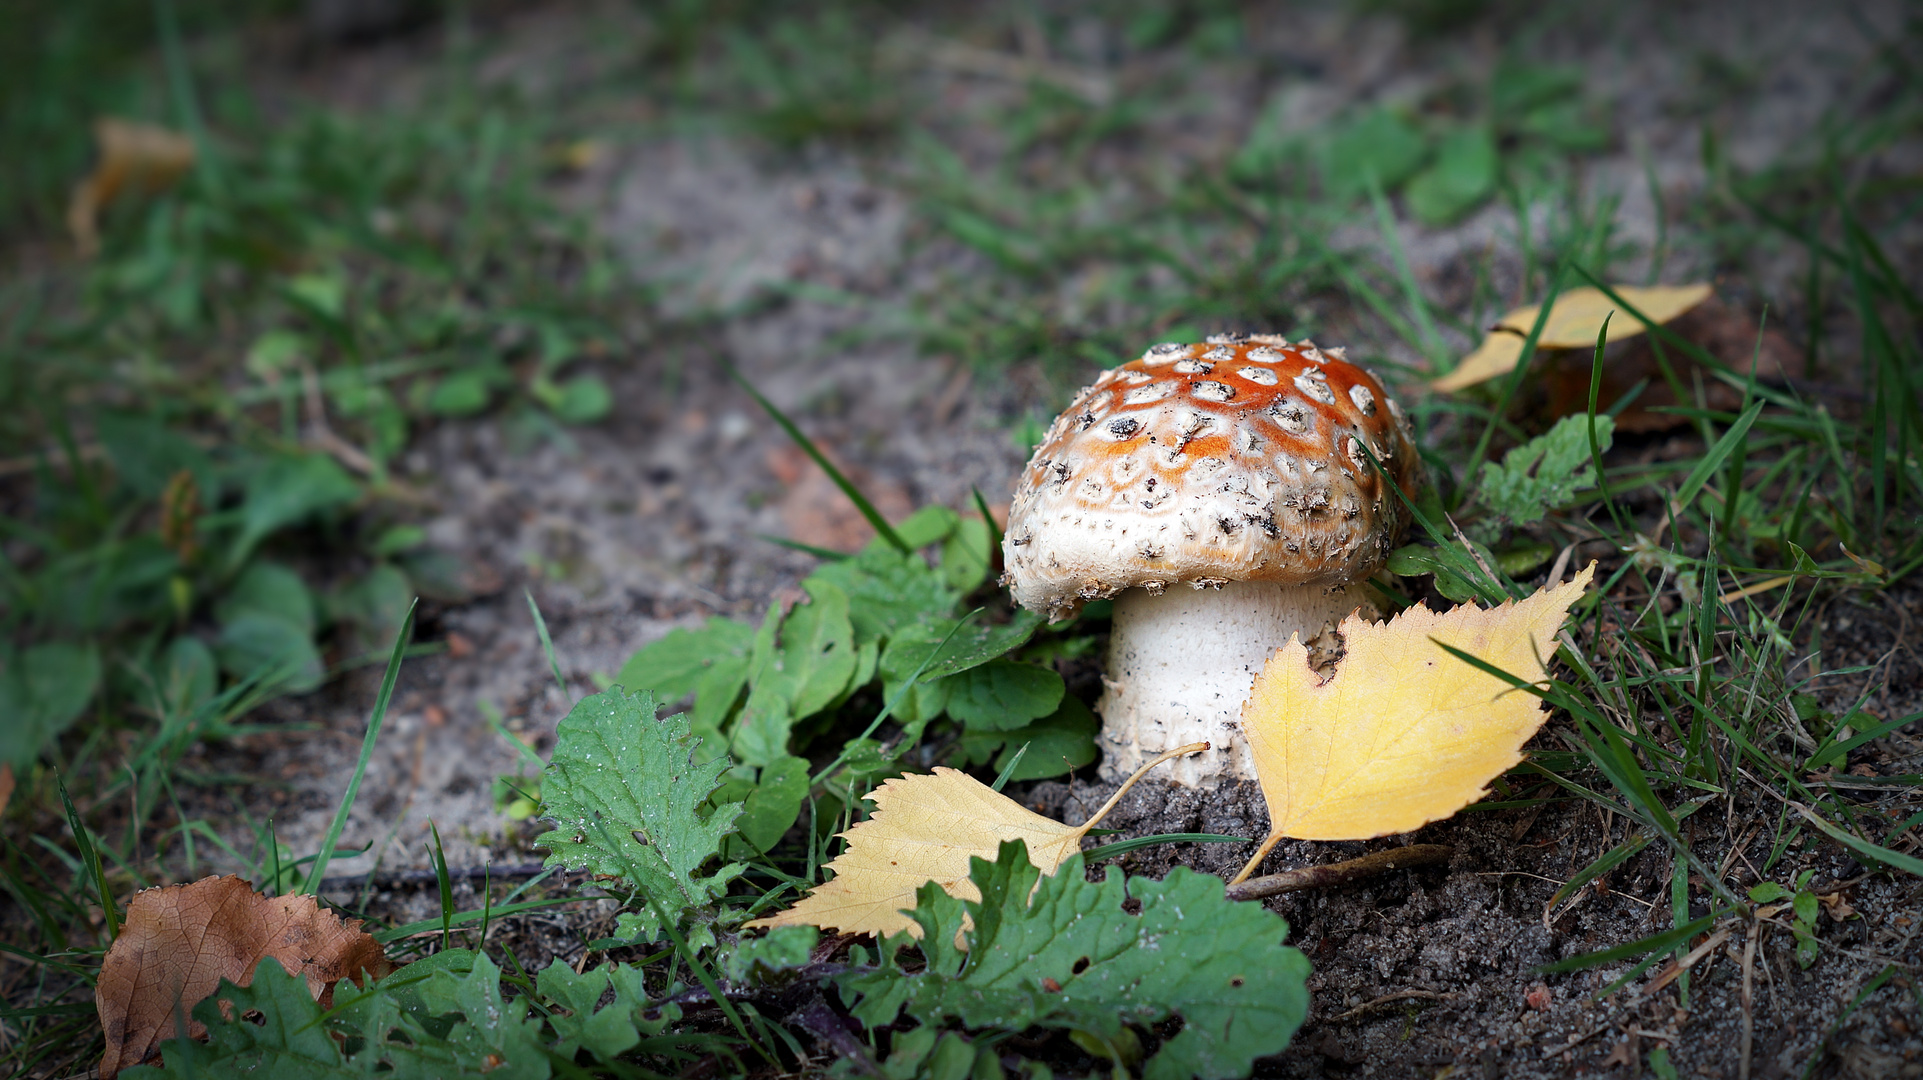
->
1001 334 1419 787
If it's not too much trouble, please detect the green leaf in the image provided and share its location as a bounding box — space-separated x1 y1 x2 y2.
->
1518 100 1610 152
97 412 214 498
840 842 1310 1080
1749 881 1792 903
409 953 551 1079
997 697 1098 779
125 958 347 1078
152 635 217 719
1793 890 1819 927
1475 414 1616 525
372 524 427 557
330 564 413 639
536 961 677 1061
217 561 316 635
0 641 102 769
243 329 307 381
215 614 324 694
1404 125 1498 225
540 374 612 425
428 369 495 416
721 924 818 983
1495 541 1557 576
616 617 756 732
732 580 859 766
943 660 1065 731
397 549 478 603
231 453 361 567
894 505 961 549
729 754 810 854
919 609 1045 681
1320 108 1429 199
1492 60 1583 119
1385 542 1494 603
1794 925 1819 969
876 610 1047 724
806 545 960 644
535 687 745 939
877 617 960 731
285 272 346 321
987 695 1101 782
940 514 995 594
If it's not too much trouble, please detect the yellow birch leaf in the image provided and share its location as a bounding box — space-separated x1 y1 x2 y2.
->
744 745 1200 939
1433 284 1711 393
1498 284 1712 349
744 768 1083 939
1232 565 1595 882
1431 332 1525 393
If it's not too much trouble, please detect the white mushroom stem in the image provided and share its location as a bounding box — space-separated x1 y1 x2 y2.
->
1096 580 1376 789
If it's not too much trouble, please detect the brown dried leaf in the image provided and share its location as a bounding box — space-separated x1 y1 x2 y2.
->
68 118 196 257
95 875 394 1078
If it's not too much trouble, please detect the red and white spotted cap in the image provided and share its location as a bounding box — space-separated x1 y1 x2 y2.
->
1002 334 1420 621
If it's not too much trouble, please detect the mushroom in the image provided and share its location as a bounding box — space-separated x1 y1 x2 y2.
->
1001 334 1420 789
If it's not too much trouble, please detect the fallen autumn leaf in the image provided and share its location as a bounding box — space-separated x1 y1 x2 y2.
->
1434 284 1711 392
745 743 1203 939
67 118 197 258
1232 565 1595 882
95 875 394 1078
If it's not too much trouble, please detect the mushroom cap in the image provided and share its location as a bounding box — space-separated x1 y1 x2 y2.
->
1002 335 1420 620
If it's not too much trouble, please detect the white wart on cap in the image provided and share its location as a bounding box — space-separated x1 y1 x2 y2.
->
1001 334 1419 787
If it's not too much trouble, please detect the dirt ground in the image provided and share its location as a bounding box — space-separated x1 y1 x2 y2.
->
176 1 1923 1075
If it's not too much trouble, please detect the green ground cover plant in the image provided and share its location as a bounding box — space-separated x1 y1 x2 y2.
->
4 1 1922 1077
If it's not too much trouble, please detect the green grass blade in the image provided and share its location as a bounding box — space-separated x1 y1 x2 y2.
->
1800 966 1899 1080
1794 804 1923 878
757 534 851 561
1804 708 1923 771
57 774 117 941
1537 911 1723 973
726 363 909 554
1547 833 1650 909
373 896 573 943
525 589 569 699
811 610 980 787
1464 266 1566 487
1364 174 1446 365
1673 399 1765 512
972 486 1004 552
428 821 454 949
302 598 417 895
990 743 1030 791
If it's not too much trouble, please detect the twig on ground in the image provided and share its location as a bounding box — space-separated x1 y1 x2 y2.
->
1637 923 1734 1000
1541 1021 1612 1059
1330 990 1455 1021
1224 845 1453 902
